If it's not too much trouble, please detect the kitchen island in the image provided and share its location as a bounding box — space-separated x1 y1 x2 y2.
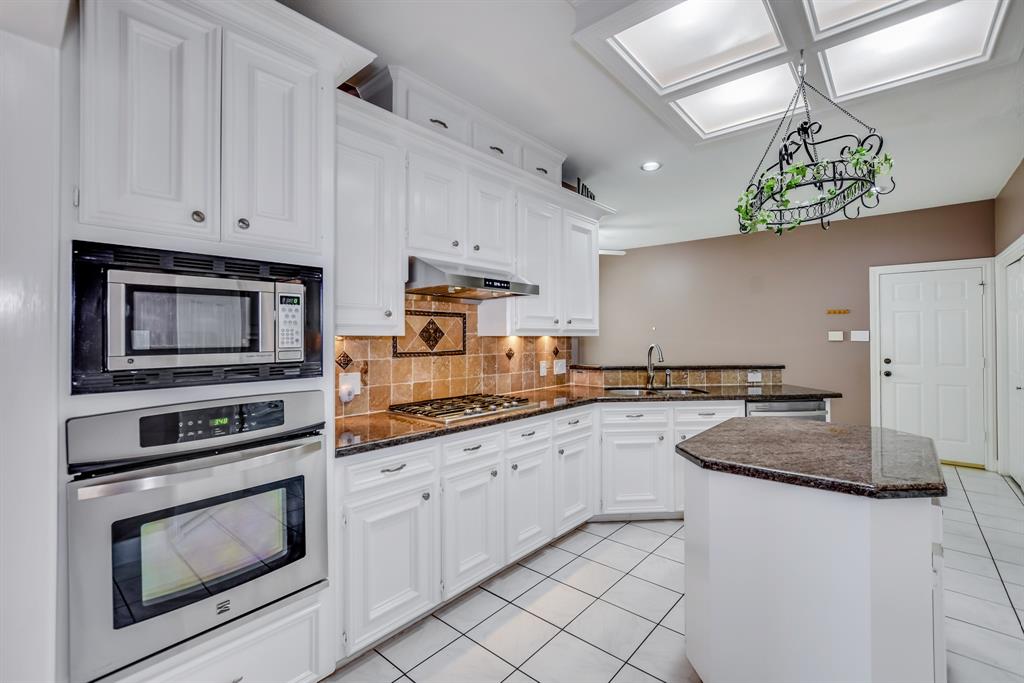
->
677 418 947 683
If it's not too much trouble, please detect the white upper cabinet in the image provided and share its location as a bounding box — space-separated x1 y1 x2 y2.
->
80 0 221 239
513 193 563 333
221 31 317 250
563 212 599 333
466 171 515 270
408 151 467 260
335 130 405 336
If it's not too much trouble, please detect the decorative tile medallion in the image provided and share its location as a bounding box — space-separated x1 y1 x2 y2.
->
393 310 467 357
505 348 515 360
335 350 353 369
552 346 560 357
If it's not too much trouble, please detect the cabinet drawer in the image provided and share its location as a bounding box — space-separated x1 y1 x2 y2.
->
406 87 470 143
472 121 521 166
343 445 438 495
602 406 670 427
505 418 552 448
522 144 562 184
674 402 745 423
554 409 593 434
443 430 503 468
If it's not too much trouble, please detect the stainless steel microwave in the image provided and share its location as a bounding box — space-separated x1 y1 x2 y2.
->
106 269 305 370
71 241 323 393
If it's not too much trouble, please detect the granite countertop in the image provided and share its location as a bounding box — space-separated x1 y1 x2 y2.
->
571 363 785 370
676 418 946 499
336 383 842 457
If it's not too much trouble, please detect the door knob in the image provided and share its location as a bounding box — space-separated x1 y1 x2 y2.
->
883 370 892 377
237 218 250 230
452 240 459 247
191 210 205 223
883 358 892 364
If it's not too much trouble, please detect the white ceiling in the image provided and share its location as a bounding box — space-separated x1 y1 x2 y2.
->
283 0 1024 250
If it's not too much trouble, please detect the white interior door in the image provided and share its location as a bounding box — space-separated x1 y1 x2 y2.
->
878 268 986 466
1007 259 1024 486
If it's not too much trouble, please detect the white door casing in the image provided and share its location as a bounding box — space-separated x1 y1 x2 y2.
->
1006 259 1024 486
875 266 987 466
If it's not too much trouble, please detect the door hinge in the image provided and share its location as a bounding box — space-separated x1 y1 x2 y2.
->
342 631 348 644
440 580 445 592
979 281 986 287
72 185 80 207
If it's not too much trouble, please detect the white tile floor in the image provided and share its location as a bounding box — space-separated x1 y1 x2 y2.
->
328 467 1024 683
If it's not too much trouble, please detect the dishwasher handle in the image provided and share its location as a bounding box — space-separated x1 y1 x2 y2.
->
747 410 827 419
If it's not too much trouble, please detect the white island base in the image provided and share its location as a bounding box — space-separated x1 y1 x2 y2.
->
684 460 944 683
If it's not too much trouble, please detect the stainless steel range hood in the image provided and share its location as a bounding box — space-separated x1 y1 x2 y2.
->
405 256 539 302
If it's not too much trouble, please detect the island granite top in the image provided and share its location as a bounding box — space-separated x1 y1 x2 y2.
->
336 383 841 457
676 418 947 499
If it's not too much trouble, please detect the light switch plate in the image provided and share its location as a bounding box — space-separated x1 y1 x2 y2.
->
554 359 567 375
746 371 762 383
850 330 870 342
828 331 844 342
539 360 548 376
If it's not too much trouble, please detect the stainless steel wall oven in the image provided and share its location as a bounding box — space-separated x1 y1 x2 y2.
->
71 241 322 393
66 391 326 682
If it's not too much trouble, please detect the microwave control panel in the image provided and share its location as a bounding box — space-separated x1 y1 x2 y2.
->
139 400 285 447
276 288 304 362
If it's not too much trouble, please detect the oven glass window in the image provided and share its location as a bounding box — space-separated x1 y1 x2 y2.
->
111 477 305 629
125 286 260 355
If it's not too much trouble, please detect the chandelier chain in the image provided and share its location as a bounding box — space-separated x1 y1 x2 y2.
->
748 85 802 187
802 80 874 132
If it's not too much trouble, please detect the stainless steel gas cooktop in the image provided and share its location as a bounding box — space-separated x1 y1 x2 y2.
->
389 394 536 424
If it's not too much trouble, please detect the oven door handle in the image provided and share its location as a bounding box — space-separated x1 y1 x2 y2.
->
74 437 322 501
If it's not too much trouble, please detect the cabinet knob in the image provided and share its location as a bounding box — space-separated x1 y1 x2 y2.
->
191 210 206 223
511 463 519 471
536 167 548 175
452 240 460 248
490 469 498 477
237 218 250 230
658 435 665 441
422 491 431 501
567 319 573 325
473 244 480 251
558 448 564 455
489 145 504 155
429 118 449 129
553 318 559 325
384 309 393 318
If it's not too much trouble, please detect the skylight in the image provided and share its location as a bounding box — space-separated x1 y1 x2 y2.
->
672 64 798 138
611 0 783 92
804 0 910 35
822 0 1005 99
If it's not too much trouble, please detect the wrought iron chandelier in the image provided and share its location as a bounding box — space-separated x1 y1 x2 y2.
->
736 52 894 235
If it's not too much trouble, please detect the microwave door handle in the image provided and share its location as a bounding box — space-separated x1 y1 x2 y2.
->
107 282 126 358
261 290 276 354
74 437 321 501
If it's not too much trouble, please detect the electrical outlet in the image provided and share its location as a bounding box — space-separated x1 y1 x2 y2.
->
554 359 566 375
828 330 844 342
539 360 548 376
339 372 361 403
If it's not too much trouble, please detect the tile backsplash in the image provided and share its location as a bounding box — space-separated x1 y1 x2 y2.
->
335 296 571 417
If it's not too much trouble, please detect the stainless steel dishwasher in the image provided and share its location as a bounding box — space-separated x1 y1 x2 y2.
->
746 400 828 421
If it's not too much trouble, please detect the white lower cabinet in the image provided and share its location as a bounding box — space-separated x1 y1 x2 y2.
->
441 458 504 598
601 428 673 514
553 430 594 535
504 442 555 562
342 477 440 652
673 401 746 512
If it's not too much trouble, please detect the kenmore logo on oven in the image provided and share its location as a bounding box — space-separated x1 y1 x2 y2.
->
484 278 510 290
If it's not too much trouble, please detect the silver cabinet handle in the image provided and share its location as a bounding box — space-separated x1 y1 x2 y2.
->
521 430 535 438
380 463 407 474
626 414 644 418
658 435 665 441
191 210 205 223
473 244 480 251
463 444 482 452
422 491 431 501
489 145 504 155
511 463 519 471
568 419 580 425
429 118 448 129
698 412 716 417
452 240 460 247
558 448 565 455
237 218 250 230
536 167 548 174
491 469 498 477
384 309 393 318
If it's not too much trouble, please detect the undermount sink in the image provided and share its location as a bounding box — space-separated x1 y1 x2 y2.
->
655 388 707 396
604 387 707 397
605 388 650 396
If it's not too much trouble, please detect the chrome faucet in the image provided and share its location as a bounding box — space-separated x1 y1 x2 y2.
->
646 343 664 389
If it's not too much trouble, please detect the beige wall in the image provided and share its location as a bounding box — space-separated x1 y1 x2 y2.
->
581 201 995 425
995 158 1024 254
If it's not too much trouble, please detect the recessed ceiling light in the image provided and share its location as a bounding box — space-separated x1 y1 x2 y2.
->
822 0 1005 99
672 63 798 138
640 161 662 172
611 0 783 92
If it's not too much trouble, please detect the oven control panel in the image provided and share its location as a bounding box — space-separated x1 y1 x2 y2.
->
140 400 285 447
276 290 304 362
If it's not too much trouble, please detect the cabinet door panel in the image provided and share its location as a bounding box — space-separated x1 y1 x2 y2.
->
554 433 593 535
505 444 554 561
344 482 439 650
221 32 318 250
514 194 561 333
563 212 599 333
81 0 220 237
442 462 504 598
467 172 515 270
335 133 404 335
408 152 466 259
601 430 672 514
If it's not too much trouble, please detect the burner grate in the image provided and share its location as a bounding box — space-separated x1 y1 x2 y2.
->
389 394 536 424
